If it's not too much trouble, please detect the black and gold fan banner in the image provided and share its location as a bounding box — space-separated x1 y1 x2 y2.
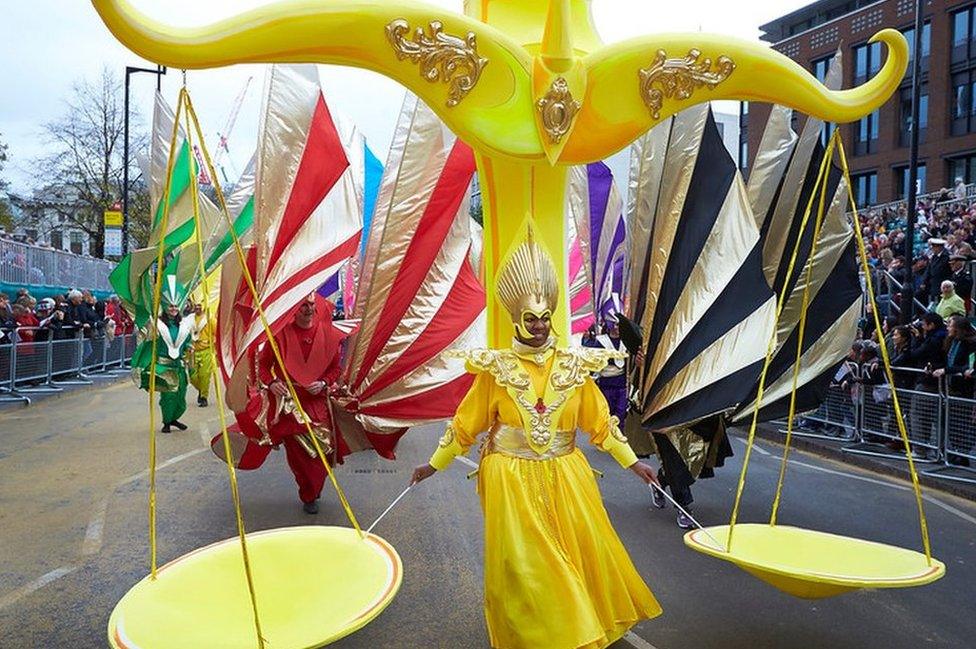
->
626 104 776 431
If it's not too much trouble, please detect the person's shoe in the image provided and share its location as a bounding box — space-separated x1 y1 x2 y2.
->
651 485 667 509
676 509 696 530
197 396 208 407
171 420 188 431
302 500 319 515
161 423 172 434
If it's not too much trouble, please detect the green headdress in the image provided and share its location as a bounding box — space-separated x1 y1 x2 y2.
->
161 273 189 309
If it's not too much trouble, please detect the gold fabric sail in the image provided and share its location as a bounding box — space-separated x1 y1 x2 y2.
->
626 103 775 430
734 50 861 422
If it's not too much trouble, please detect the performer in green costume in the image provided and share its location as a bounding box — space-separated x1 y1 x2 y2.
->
131 275 194 433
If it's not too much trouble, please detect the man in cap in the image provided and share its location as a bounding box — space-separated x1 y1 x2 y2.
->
950 254 973 313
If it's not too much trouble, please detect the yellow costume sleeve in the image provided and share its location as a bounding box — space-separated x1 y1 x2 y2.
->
578 377 638 469
429 371 495 471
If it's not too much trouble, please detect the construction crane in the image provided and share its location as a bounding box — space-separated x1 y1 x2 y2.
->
211 76 253 185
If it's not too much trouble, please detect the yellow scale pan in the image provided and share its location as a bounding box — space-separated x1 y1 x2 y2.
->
685 524 945 600
108 527 402 649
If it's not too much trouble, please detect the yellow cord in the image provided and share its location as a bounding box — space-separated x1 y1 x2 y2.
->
769 140 836 525
726 130 836 552
182 92 266 648
145 90 187 580
835 137 933 564
182 94 364 537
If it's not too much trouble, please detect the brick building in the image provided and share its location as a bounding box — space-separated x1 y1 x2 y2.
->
743 0 976 206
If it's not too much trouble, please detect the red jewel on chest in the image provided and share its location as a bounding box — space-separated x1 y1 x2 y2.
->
534 398 547 414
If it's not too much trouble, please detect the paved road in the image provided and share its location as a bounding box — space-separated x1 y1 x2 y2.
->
1 381 975 648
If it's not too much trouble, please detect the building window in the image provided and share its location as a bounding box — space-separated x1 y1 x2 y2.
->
51 231 63 250
953 7 974 64
948 154 976 185
895 164 927 200
899 84 928 146
69 231 83 255
853 41 882 84
950 70 976 135
902 21 931 72
812 55 832 83
739 140 748 171
812 54 837 147
851 171 878 206
853 109 880 156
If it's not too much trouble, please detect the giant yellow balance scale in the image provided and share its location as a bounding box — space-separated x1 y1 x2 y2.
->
684 525 945 600
91 0 937 642
108 527 402 649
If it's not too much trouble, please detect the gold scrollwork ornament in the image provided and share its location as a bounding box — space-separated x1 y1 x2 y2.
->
385 19 489 107
638 49 735 119
536 77 581 144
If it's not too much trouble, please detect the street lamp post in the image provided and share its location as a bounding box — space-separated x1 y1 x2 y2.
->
122 64 166 255
902 0 924 323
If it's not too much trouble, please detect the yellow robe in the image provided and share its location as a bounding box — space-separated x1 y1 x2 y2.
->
429 343 661 649
189 315 215 399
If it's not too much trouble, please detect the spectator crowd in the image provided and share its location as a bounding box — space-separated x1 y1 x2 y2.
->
0 287 134 347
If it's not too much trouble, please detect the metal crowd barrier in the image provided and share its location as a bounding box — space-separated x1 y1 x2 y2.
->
0 326 136 406
847 366 944 462
780 363 976 484
780 362 860 442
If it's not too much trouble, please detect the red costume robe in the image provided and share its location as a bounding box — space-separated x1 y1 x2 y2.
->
229 302 349 504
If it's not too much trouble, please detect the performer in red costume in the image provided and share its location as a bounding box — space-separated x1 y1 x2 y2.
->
231 294 350 514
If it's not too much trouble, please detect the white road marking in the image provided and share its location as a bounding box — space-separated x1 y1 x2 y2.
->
80 447 208 561
0 566 78 612
734 438 976 527
624 630 660 649
117 447 207 486
81 497 110 556
734 436 771 455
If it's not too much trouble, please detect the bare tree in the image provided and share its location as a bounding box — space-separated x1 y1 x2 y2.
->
0 131 11 229
36 67 149 257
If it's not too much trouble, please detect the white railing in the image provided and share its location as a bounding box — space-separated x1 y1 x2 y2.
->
0 238 115 292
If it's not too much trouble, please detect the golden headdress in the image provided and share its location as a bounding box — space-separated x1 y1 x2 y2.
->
496 232 559 333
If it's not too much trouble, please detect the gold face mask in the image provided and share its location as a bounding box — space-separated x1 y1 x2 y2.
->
497 234 558 340
516 304 552 340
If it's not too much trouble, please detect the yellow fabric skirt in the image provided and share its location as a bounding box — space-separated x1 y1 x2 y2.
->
477 448 662 649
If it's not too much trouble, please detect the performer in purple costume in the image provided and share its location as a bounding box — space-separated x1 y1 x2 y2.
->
583 318 628 422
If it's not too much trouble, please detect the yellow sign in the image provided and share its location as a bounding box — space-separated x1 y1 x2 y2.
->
104 210 123 227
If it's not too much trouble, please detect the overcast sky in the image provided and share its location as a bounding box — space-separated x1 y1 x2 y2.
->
0 0 810 193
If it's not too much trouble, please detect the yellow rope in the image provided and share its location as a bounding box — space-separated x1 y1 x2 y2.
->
835 137 933 564
769 140 836 525
145 89 187 580
726 129 836 552
182 93 364 537
182 91 266 648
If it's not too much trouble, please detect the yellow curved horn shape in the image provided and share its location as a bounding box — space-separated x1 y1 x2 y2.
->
92 0 906 165
568 29 908 163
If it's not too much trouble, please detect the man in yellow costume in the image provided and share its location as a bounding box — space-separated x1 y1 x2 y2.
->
188 302 214 408
412 237 662 649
